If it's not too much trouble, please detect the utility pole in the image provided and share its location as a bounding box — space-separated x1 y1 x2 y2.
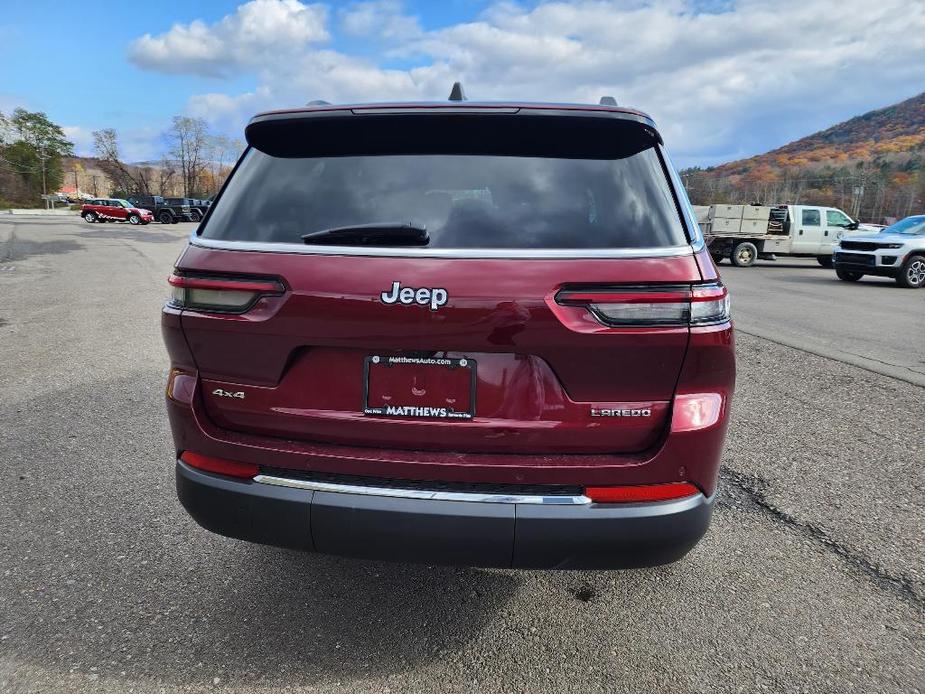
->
73 169 79 197
39 145 48 209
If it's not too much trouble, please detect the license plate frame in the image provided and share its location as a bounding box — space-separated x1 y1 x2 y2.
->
363 355 477 420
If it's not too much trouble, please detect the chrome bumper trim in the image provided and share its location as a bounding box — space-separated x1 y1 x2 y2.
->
252 474 592 505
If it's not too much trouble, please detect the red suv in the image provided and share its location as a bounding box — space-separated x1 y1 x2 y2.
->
163 94 735 569
82 198 154 225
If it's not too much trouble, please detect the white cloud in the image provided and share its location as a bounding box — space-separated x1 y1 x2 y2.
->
340 1 421 40
60 124 163 163
129 0 329 76
62 126 94 156
129 0 925 166
119 126 168 164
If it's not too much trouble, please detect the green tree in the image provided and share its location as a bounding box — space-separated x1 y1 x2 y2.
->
0 108 74 204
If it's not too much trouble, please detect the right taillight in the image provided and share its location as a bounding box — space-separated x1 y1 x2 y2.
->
168 271 284 313
671 393 724 432
556 282 730 327
689 283 731 325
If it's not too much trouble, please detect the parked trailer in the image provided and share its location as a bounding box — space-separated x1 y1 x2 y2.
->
696 204 878 267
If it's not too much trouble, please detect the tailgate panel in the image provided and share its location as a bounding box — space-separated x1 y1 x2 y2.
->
180 245 701 454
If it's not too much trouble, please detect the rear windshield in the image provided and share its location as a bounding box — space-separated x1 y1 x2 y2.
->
201 146 687 250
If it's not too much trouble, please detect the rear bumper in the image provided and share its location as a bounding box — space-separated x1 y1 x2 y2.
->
176 460 714 569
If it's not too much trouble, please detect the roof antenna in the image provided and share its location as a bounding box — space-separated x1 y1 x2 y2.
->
448 82 467 101
599 96 617 106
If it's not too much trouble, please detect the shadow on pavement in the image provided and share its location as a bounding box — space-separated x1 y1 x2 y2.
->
1 237 83 261
78 226 186 244
1 374 518 688
759 273 898 288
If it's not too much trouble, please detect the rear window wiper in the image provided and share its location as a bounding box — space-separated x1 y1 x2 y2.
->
301 222 429 246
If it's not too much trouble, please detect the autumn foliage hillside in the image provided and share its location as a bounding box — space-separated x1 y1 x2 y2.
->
683 91 925 222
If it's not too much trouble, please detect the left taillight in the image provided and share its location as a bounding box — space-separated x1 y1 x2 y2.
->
168 272 284 313
556 282 730 327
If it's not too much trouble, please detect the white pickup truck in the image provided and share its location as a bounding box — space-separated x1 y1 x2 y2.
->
695 204 878 267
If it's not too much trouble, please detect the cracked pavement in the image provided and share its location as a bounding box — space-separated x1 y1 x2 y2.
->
1 218 923 693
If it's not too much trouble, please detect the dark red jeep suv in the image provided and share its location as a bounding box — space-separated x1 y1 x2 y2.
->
163 93 735 569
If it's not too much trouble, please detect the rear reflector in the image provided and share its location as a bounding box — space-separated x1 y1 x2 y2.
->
165 368 196 402
584 482 700 503
671 393 724 432
168 272 284 313
557 282 730 327
180 451 259 479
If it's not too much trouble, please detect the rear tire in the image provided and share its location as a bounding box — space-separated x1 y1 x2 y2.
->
158 211 173 224
896 255 925 288
730 241 758 267
817 256 833 268
190 209 203 222
836 269 863 282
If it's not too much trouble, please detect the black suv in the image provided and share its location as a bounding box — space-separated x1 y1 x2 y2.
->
127 195 194 224
165 197 210 223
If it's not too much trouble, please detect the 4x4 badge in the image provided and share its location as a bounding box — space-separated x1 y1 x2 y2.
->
212 388 245 399
380 281 448 311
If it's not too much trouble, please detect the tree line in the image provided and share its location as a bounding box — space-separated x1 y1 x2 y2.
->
0 109 74 207
682 158 925 224
93 117 243 200
0 107 243 206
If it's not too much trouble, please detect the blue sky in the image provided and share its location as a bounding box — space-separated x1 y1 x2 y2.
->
2 0 923 166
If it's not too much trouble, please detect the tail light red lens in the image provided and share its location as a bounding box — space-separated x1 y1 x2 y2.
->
584 482 700 503
690 284 731 325
556 282 730 327
168 272 284 313
671 393 724 432
180 451 259 479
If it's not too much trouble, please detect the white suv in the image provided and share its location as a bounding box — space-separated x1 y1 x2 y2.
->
833 215 925 288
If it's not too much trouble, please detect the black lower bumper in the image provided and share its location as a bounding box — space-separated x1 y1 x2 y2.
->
176 461 714 570
834 263 898 277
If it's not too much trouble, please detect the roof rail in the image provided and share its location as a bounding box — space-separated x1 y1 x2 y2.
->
448 82 467 101
599 96 617 106
306 99 331 106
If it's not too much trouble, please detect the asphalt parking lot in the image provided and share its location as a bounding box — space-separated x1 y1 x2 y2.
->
1 217 923 693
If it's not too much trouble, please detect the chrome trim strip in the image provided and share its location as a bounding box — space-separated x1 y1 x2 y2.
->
188 233 696 260
252 474 592 505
